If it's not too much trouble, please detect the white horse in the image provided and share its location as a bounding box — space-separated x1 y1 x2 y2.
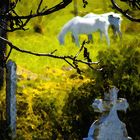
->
84 12 122 42
58 16 110 47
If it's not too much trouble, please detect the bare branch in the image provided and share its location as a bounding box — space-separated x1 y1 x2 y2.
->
37 0 44 14
0 0 73 32
5 47 12 62
111 0 140 22
74 40 86 59
0 0 139 32
3 1 72 20
64 58 76 69
0 37 99 73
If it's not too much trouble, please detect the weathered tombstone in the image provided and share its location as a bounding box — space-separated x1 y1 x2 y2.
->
6 60 17 139
83 87 132 140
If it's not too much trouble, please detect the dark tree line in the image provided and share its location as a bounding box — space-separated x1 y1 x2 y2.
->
0 0 140 89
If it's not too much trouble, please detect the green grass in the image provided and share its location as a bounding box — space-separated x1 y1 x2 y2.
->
2 0 140 139
8 0 118 73
7 0 140 115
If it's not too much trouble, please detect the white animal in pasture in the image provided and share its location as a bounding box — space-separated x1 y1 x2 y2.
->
84 12 122 42
58 16 110 47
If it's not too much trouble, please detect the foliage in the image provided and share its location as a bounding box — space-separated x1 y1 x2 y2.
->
0 0 140 139
95 39 140 140
61 38 140 139
14 66 90 139
15 37 140 140
61 82 103 139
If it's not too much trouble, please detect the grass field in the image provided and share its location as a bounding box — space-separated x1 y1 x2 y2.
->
8 0 118 72
8 0 139 73
2 0 140 139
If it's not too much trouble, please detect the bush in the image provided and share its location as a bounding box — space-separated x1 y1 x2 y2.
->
62 39 140 139
15 39 140 140
61 83 103 139
96 39 140 140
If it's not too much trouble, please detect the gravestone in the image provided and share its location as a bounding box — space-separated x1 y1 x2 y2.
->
83 87 132 140
6 60 17 139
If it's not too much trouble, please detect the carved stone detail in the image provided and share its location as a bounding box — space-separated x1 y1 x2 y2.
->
83 87 132 140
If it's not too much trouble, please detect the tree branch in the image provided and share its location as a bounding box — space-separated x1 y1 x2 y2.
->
0 37 99 73
0 0 73 31
111 0 140 22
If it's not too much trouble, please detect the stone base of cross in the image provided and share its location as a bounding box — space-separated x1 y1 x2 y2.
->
83 87 132 140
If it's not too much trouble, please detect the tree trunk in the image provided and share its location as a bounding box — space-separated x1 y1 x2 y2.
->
0 0 9 90
73 0 78 16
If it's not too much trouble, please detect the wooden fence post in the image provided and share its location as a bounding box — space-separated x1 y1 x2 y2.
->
6 60 17 139
73 0 78 16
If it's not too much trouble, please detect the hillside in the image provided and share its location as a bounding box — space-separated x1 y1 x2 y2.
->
7 0 139 71
1 0 140 139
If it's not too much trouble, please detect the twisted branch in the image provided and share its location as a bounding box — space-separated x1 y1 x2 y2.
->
111 0 140 22
0 37 99 73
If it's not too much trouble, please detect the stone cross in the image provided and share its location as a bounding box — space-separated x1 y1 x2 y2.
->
83 87 132 140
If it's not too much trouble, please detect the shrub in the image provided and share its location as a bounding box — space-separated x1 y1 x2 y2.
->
62 39 140 139
96 39 140 140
